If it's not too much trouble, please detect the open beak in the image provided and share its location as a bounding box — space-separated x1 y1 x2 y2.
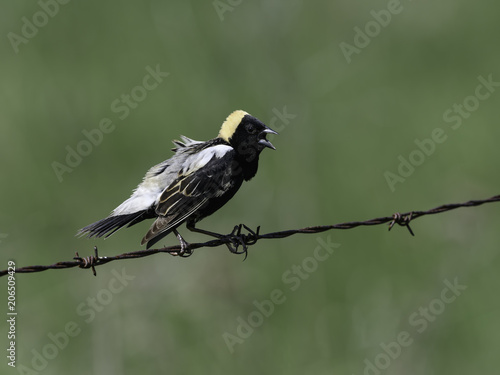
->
258 126 278 150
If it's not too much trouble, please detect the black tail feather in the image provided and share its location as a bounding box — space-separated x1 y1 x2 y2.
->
77 212 149 239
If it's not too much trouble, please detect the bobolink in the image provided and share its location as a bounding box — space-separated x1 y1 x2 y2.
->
77 110 277 253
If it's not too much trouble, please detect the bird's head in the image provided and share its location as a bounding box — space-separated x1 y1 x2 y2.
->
218 110 278 160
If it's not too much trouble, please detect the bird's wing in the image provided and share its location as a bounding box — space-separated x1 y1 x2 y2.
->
141 145 235 247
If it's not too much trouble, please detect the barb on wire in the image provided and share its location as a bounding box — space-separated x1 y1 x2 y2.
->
1 194 499 277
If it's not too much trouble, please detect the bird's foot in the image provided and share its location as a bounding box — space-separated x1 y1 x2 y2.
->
173 229 193 257
223 224 260 260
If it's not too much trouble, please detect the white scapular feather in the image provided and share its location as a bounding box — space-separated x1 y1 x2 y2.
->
181 145 232 175
111 143 232 216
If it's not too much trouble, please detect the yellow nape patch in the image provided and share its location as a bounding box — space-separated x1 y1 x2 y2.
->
218 110 249 142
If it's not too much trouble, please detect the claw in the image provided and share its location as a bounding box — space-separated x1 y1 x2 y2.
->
173 229 193 257
222 224 260 260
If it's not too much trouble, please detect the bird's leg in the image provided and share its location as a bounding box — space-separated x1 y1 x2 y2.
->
187 221 240 253
173 229 192 257
186 221 225 239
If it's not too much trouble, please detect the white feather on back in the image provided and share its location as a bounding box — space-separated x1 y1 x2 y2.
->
181 145 232 175
111 143 232 216
178 135 203 146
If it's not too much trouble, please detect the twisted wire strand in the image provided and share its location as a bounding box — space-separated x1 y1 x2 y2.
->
1 194 498 277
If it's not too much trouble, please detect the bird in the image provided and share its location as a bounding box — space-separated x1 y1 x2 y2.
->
77 110 277 254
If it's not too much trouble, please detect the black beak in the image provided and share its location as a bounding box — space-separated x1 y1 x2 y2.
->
258 126 278 150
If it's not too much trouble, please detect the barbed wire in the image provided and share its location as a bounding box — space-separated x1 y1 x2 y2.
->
2 194 499 277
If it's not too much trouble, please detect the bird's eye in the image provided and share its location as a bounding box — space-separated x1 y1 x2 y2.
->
246 124 256 134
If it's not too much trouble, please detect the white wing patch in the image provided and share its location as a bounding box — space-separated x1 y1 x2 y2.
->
181 145 233 175
109 142 232 217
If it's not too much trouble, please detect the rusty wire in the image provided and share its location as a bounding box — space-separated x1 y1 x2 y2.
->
1 194 499 277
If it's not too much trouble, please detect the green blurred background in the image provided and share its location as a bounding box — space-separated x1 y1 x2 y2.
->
2 1 500 374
